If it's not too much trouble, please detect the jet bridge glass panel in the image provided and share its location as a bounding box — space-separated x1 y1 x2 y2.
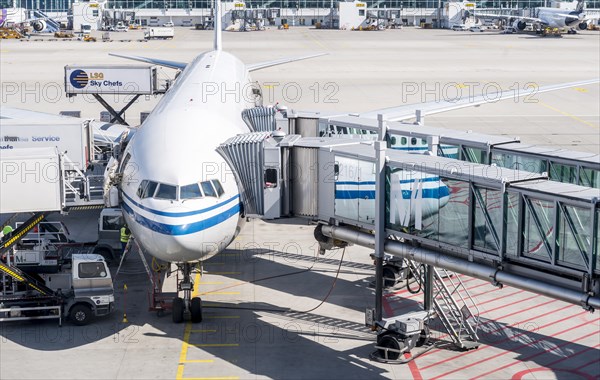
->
385 166 465 248
334 156 376 225
491 152 546 174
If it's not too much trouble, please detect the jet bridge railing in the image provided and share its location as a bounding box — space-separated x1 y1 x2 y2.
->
315 143 600 309
308 113 600 188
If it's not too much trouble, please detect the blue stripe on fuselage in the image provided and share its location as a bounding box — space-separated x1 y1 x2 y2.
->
121 191 239 217
122 200 241 236
335 186 450 200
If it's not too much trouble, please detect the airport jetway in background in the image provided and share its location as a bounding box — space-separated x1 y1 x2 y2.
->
218 108 600 357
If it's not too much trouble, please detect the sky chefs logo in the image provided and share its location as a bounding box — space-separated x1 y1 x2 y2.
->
70 69 89 89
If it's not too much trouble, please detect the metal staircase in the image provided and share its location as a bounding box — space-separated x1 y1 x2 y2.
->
406 260 480 349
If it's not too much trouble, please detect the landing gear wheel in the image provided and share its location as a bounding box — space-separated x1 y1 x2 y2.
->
190 297 202 323
70 304 93 326
378 334 404 360
172 297 184 323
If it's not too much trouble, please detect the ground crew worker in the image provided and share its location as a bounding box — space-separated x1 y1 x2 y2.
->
1 225 14 240
120 225 131 255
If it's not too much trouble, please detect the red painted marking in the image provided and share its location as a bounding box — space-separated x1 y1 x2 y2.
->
472 329 600 380
429 314 591 380
422 305 587 374
421 300 571 369
546 344 600 368
574 357 600 372
511 367 595 380
405 353 423 380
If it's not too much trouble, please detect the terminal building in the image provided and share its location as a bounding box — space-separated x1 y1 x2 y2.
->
2 0 600 30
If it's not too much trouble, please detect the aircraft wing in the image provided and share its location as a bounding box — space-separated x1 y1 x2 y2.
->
247 53 327 72
474 12 543 23
109 53 187 70
359 78 599 121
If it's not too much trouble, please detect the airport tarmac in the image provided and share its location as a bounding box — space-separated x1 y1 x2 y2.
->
1 27 599 380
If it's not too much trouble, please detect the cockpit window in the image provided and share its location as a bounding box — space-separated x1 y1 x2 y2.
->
137 180 148 198
141 181 158 199
181 183 203 199
201 181 217 197
211 180 225 197
155 184 177 200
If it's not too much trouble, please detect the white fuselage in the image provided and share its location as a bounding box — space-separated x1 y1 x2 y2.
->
537 7 585 28
120 51 252 263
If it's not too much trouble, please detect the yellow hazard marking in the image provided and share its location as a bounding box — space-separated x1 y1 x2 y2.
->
538 101 599 129
574 87 588 93
456 83 467 89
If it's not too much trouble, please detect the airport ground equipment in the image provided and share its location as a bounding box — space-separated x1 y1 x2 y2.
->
217 110 600 355
0 28 22 39
64 65 168 125
0 252 114 326
144 27 174 39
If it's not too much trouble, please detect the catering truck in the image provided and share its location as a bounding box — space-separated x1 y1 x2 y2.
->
144 27 174 39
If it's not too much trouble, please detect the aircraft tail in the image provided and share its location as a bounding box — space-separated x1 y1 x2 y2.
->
575 0 585 12
214 0 222 51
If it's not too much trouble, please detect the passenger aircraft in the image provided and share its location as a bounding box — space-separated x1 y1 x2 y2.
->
475 0 590 32
2 0 598 324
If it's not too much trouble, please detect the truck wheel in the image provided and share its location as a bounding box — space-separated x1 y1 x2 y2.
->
172 297 184 323
190 297 202 323
378 333 404 360
70 304 93 326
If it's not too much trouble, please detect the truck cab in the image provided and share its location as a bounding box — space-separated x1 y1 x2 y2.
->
41 254 114 325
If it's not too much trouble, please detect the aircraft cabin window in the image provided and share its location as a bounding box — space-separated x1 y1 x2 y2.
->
141 181 158 199
421 138 427 145
155 184 177 200
201 181 217 197
401 137 407 145
411 137 417 146
211 180 225 197
181 183 203 199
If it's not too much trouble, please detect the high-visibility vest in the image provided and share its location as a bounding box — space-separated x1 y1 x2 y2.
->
120 227 130 243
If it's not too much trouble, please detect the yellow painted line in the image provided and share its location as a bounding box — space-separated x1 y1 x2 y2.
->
182 359 214 363
190 329 216 333
302 31 327 49
176 272 202 380
200 291 240 296
192 343 239 347
204 316 240 319
574 87 588 93
538 101 599 129
456 83 467 89
182 377 239 380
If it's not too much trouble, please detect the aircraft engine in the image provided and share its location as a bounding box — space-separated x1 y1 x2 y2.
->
513 20 527 30
578 22 588 30
32 19 47 32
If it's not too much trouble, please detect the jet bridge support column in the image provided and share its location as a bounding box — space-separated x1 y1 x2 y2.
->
374 141 386 323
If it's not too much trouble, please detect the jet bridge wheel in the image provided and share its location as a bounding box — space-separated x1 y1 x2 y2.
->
377 333 404 360
172 297 184 323
382 265 401 288
190 297 202 323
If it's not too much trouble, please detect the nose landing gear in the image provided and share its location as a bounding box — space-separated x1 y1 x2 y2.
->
172 262 203 323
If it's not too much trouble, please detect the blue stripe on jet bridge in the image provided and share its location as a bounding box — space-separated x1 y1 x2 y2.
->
336 186 450 200
121 201 241 236
336 177 441 186
122 191 239 218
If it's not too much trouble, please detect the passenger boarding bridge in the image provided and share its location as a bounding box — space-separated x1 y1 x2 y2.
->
219 108 600 359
